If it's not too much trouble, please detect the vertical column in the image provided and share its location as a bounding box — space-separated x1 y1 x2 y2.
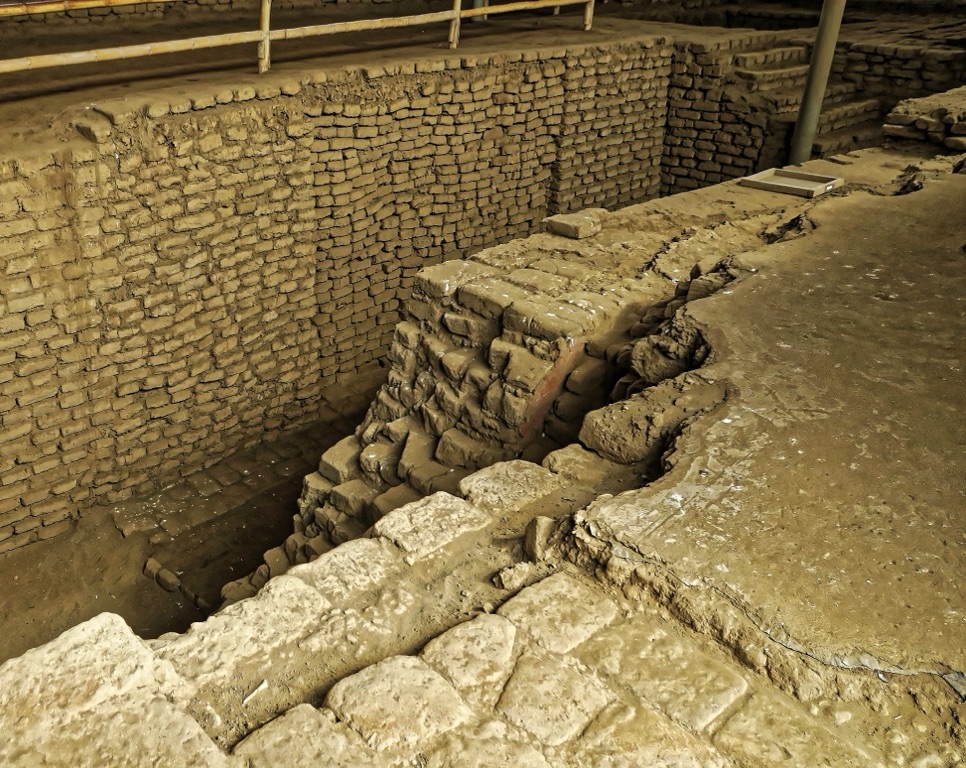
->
258 0 272 73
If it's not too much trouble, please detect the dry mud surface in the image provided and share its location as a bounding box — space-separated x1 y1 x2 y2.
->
577 167 966 674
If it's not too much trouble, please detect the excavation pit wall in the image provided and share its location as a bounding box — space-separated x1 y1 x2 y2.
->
5 21 963 554
3 148 963 767
0 36 676 553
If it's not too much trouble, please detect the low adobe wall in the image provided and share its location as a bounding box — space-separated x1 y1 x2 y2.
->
0 37 672 553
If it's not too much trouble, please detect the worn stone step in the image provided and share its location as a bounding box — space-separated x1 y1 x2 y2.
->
813 118 884 156
734 45 810 70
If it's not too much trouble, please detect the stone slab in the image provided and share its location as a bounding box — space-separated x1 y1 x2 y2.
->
288 537 404 605
577 610 748 731
713 691 875 767
154 575 330 687
572 701 733 768
421 613 518 695
498 572 618 654
457 460 560 515
233 703 389 767
372 491 490 564
325 656 473 752
0 613 230 768
426 720 552 768
496 650 612 747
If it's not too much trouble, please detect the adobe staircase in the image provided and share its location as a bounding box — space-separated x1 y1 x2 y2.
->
732 42 884 162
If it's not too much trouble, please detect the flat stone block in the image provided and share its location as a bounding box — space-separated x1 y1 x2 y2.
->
572 701 732 768
421 614 517 695
154 575 330 687
498 572 618 653
426 720 551 768
372 491 490 564
326 656 473 752
0 613 230 768
288 537 403 605
233 703 389 767
577 610 748 731
713 691 876 766
543 208 607 239
496 651 612 747
458 460 559 514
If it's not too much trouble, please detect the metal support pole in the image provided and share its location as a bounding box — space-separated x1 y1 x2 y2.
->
471 0 486 23
449 0 461 48
257 0 271 73
788 0 846 165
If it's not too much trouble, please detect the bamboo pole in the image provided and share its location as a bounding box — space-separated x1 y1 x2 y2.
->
460 0 588 19
0 29 261 74
583 0 593 30
0 0 179 18
449 0 461 49
258 0 271 73
270 9 456 41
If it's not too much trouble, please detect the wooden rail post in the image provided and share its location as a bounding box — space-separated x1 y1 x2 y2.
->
258 0 272 73
449 0 461 48
583 0 594 30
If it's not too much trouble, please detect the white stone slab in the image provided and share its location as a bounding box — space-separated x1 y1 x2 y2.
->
326 656 473 752
288 537 403 604
0 613 232 768
458 460 559 514
372 491 490 564
498 572 618 653
421 614 517 694
496 651 612 747
155 575 330 686
234 703 390 767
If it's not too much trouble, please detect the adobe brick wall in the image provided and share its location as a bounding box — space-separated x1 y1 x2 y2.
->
0 38 673 553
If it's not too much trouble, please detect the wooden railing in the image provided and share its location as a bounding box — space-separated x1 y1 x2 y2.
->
0 0 595 75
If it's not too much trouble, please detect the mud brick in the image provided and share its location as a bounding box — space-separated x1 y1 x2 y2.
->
435 427 505 471
371 483 422 520
456 278 532 320
504 298 596 341
504 269 572 296
504 346 553 395
319 435 362 484
413 261 498 300
329 479 380 518
441 312 499 345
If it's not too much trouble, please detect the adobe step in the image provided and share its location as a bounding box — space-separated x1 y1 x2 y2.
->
733 45 810 69
768 80 859 114
817 97 882 132
813 118 884 156
735 63 810 91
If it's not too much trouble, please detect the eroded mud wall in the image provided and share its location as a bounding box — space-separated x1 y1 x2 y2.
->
0 39 672 553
